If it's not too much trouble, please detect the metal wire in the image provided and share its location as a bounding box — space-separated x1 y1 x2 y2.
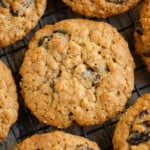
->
0 1 148 150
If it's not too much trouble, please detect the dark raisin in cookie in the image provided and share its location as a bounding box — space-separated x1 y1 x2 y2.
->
113 93 150 149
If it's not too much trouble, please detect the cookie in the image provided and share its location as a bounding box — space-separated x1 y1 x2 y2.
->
13 131 100 150
0 0 46 47
62 0 141 18
113 93 150 149
134 0 150 71
20 19 135 128
0 60 18 140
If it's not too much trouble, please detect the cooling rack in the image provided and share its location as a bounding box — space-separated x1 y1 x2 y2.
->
0 1 149 150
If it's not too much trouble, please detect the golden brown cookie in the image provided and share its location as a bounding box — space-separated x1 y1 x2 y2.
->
14 131 100 150
134 0 150 71
20 19 135 128
113 93 150 150
0 60 18 140
0 0 46 47
62 0 141 18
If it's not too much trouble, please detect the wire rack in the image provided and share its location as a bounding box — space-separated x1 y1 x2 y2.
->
0 1 149 150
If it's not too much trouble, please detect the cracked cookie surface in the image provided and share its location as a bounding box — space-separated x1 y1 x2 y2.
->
134 0 150 71
62 0 141 18
113 93 150 150
20 19 135 128
0 61 18 140
0 0 46 47
13 131 100 150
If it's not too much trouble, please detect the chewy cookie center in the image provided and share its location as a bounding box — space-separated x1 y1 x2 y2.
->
38 29 110 92
127 110 150 145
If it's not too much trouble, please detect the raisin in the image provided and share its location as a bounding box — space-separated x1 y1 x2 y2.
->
143 121 150 128
10 9 19 16
75 145 93 150
82 68 100 86
38 36 52 47
135 21 143 35
53 30 68 35
143 46 150 57
38 30 69 48
53 30 70 40
69 112 73 116
139 110 149 118
127 131 150 145
106 0 125 4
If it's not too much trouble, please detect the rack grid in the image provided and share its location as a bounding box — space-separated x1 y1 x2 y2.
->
0 1 149 150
